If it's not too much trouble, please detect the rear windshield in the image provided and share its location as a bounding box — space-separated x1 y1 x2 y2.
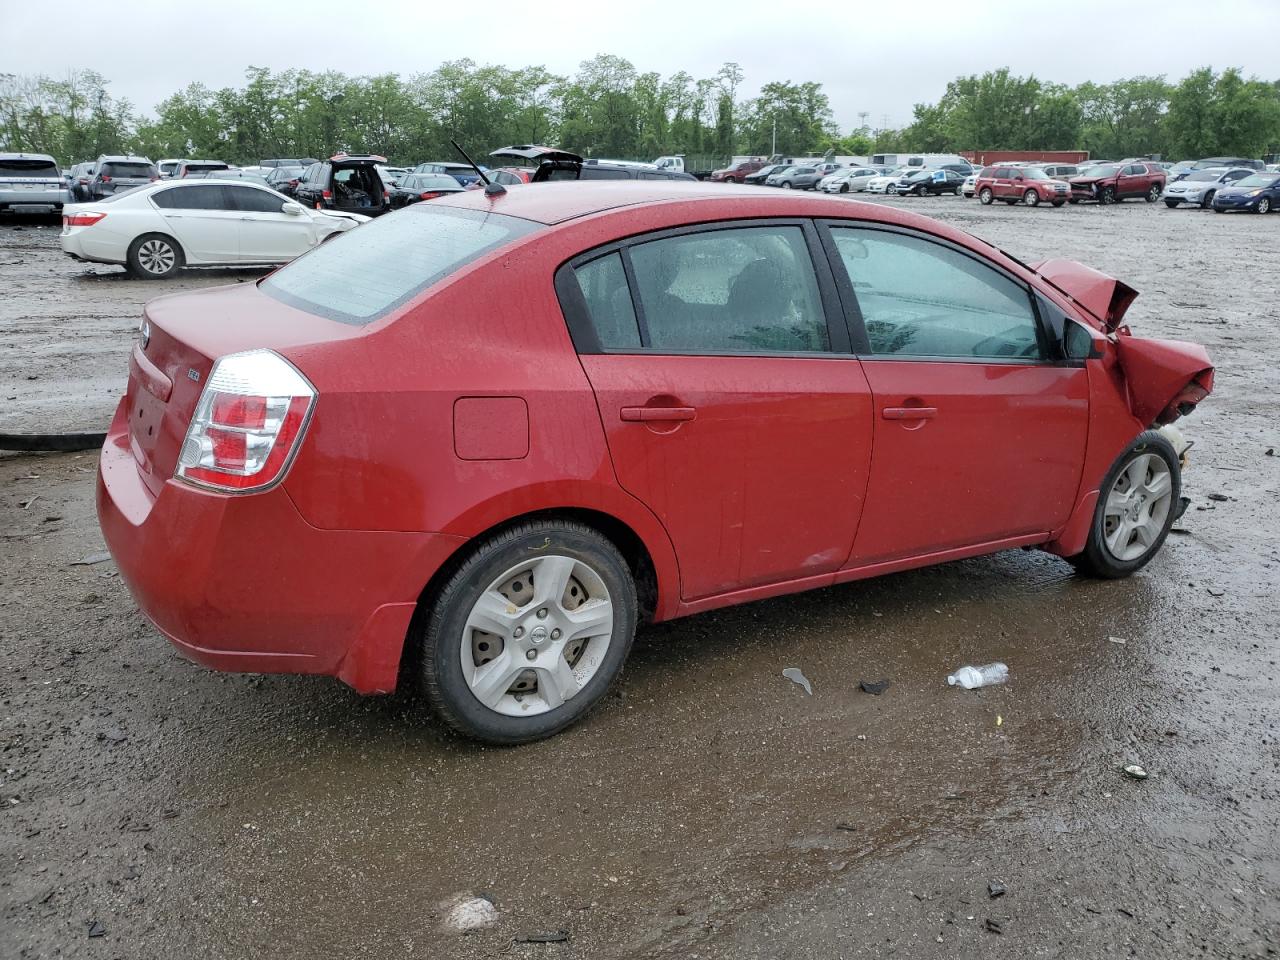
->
0 159 59 178
261 206 542 325
102 162 156 178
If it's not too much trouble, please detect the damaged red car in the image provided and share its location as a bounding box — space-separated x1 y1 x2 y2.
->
98 182 1214 743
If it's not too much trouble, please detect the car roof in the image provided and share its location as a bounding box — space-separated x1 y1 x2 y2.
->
99 155 153 163
0 152 58 162
431 179 937 226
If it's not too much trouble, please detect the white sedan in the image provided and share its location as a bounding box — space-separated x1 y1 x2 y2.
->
864 168 916 195
819 167 881 194
60 178 367 279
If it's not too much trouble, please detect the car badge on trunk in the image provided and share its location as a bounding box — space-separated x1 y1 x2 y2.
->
188 369 200 382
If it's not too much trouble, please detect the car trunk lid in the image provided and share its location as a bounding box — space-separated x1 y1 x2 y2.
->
126 282 363 497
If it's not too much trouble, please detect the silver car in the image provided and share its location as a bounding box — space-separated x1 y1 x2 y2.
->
0 153 69 213
819 167 880 193
1163 167 1254 209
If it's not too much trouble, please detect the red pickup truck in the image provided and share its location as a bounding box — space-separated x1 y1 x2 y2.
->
1069 162 1165 204
709 159 768 183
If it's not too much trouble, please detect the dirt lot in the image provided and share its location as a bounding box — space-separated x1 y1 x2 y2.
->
2 196 1278 959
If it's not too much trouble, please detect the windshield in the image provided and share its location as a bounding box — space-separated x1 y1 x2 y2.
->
262 206 541 326
1078 164 1118 177
1235 173 1278 188
1018 168 1049 180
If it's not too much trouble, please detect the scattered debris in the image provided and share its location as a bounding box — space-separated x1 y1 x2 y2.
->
946 662 1008 690
985 918 1004 934
1266 448 1274 457
1107 636 1128 645
988 881 1007 899
1207 492 1230 502
69 552 112 566
835 822 858 832
440 893 499 934
514 930 571 944
1123 764 1149 780
20 495 39 510
1207 587 1225 598
996 715 1003 727
87 921 106 938
943 792 967 801
1117 907 1135 918
782 667 812 696
98 728 126 743
858 679 890 696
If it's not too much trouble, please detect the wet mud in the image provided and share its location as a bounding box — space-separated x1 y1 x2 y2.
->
2 198 1278 958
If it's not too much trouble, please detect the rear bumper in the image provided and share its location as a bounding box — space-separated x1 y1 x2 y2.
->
0 188 67 206
96 399 464 693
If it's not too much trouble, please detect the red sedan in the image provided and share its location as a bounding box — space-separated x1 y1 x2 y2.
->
98 182 1214 743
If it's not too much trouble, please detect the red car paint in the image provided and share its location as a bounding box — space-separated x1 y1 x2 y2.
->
710 159 768 183
1069 162 1166 203
97 182 1214 694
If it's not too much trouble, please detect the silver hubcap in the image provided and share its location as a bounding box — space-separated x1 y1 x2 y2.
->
461 555 613 717
1103 454 1173 561
138 239 175 274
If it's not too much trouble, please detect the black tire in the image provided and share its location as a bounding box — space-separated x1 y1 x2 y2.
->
978 188 994 205
1023 189 1040 207
126 233 183 280
1256 197 1271 214
1200 190 1214 209
952 188 961 196
1145 184 1162 202
839 183 849 193
1068 198 1080 204
915 186 928 196
418 520 638 744
1069 431 1181 579
1164 201 1179 209
1099 186 1117 205
1051 200 1065 207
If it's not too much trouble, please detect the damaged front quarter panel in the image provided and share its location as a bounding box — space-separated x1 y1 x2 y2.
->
1032 257 1215 427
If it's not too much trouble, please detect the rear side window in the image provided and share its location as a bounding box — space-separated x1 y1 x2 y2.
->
0 159 59 178
102 162 156 178
262 206 542 325
830 228 1040 360
151 185 228 210
574 253 641 349
625 226 829 354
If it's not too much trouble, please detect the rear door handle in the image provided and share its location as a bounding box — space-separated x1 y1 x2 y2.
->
882 406 937 421
620 406 696 422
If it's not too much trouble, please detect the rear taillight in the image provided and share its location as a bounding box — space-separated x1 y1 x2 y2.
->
100 174 111 182
64 213 106 228
322 189 332 200
420 191 443 200
176 350 315 493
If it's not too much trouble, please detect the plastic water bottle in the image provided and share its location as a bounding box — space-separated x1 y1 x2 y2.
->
947 662 1009 689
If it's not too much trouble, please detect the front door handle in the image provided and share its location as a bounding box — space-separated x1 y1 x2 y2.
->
620 406 696 422
882 406 937 421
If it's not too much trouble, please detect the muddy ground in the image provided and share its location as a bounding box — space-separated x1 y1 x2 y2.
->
2 196 1278 959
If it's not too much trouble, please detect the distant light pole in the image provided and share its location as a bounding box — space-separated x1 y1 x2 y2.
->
772 117 777 156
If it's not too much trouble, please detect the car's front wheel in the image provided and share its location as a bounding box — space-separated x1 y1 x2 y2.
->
1023 189 1040 206
1200 190 1215 209
418 520 638 744
1165 200 1179 208
782 181 793 189
1256 197 1271 214
1099 186 1117 205
1070 431 1180 579
126 234 183 280
978 187 994 204
839 183 849 193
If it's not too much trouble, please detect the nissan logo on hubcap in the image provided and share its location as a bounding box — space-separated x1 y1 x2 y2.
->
529 625 549 645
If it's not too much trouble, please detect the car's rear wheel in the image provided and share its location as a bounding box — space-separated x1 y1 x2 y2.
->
1070 431 1180 579
952 188 961 196
1023 189 1040 206
418 520 638 744
978 187 994 204
1145 184 1162 202
916 185 928 197
1257 197 1271 214
126 234 183 280
782 181 793 189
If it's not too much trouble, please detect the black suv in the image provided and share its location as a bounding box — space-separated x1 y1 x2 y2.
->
88 156 158 200
294 154 390 215
489 146 696 183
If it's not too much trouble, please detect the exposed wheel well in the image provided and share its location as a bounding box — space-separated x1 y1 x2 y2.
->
401 507 661 686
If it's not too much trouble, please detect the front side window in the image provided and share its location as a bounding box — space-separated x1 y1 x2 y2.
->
626 226 829 354
227 186 285 213
830 228 1040 360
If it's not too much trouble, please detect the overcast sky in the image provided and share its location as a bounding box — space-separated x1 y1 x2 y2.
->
8 0 1277 131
